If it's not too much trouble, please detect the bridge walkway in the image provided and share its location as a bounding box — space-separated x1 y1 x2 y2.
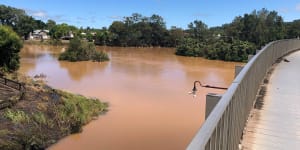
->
241 51 300 149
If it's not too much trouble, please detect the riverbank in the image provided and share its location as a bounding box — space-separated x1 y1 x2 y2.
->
24 39 70 46
0 73 108 150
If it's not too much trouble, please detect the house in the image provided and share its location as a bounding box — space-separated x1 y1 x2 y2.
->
29 30 50 40
61 31 74 40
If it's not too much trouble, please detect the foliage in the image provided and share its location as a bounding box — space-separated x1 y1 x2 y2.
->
176 37 255 62
59 37 109 62
2 4 300 62
0 75 109 149
0 5 41 39
176 8 289 62
4 109 30 124
107 13 179 47
56 90 108 133
49 23 77 40
176 38 206 57
0 25 23 71
286 19 300 39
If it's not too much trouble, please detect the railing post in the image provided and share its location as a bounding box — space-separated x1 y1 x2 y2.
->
256 49 260 54
235 65 244 77
248 55 254 61
206 93 222 119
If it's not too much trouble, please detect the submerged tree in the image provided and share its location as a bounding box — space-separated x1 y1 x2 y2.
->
59 37 109 62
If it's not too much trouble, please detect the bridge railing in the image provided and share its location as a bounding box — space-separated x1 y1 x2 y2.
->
187 39 300 150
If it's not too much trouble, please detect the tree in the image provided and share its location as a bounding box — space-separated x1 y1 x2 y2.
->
149 14 167 46
0 26 23 71
35 19 46 29
167 26 185 47
286 20 300 38
59 37 109 62
0 5 36 39
49 23 76 40
46 19 56 30
108 21 127 46
187 20 209 41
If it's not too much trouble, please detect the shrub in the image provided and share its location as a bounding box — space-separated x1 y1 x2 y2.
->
59 37 109 62
4 109 30 124
0 26 23 71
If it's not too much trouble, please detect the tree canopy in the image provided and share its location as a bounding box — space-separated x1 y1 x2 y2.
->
0 26 23 71
59 37 109 62
175 8 293 62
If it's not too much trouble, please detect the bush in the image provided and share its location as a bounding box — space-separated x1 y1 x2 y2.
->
0 26 23 71
59 37 109 62
4 109 30 124
175 37 256 62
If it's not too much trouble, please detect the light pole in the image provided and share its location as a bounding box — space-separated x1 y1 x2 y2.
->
189 80 227 97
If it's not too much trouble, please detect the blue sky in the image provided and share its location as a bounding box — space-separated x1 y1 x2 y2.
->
2 0 300 29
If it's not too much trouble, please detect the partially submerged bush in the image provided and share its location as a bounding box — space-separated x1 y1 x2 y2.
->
59 37 109 62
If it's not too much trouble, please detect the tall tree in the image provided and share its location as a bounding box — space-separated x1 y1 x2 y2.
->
0 26 23 71
187 20 209 41
0 5 36 39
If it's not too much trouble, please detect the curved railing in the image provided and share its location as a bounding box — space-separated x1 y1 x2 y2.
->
187 39 300 150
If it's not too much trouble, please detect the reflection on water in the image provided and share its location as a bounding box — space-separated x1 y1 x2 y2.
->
19 44 240 150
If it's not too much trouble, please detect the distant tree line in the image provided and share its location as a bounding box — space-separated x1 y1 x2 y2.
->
176 8 300 61
1 4 300 62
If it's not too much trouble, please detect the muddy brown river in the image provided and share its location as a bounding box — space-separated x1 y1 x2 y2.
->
19 44 240 150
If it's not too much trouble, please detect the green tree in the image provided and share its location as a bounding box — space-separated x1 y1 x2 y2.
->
59 37 109 62
187 20 209 41
108 21 127 46
46 19 56 30
0 5 36 39
0 26 23 71
286 19 300 38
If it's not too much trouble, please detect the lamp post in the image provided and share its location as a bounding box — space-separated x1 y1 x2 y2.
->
189 80 227 97
189 81 228 118
216 34 234 42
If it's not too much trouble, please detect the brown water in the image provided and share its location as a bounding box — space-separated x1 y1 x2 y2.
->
19 44 240 150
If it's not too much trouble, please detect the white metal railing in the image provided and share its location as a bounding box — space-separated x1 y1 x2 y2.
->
187 39 300 150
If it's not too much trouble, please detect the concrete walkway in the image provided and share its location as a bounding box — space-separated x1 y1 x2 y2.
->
241 51 300 149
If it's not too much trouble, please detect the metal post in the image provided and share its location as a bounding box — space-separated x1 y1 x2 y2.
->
206 93 222 119
235 65 244 77
248 55 254 61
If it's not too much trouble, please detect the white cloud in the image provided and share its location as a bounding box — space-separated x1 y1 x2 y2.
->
278 8 289 14
193 13 211 17
77 17 86 21
296 3 300 11
25 9 48 18
108 15 122 20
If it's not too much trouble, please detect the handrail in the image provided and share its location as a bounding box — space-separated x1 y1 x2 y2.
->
0 76 24 91
187 39 300 150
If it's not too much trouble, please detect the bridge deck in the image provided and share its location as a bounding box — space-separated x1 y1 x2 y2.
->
241 51 300 150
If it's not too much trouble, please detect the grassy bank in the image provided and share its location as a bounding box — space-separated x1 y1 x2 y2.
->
0 73 108 150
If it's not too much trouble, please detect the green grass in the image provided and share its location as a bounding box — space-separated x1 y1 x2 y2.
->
32 112 47 125
56 90 108 133
4 109 30 124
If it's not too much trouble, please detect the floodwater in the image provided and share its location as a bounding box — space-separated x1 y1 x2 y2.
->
19 44 240 150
